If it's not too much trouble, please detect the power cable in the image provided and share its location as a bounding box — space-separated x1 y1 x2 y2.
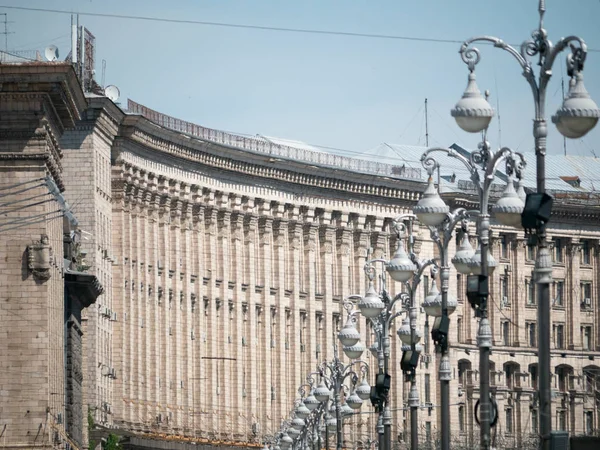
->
2 5 598 52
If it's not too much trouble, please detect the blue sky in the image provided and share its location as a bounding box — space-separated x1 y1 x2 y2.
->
3 0 600 160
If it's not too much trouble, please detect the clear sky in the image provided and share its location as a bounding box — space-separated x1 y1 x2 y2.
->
2 0 600 161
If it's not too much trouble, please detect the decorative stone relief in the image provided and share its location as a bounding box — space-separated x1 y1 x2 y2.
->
27 234 52 281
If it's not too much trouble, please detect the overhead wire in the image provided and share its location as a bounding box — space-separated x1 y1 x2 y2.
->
2 5 599 53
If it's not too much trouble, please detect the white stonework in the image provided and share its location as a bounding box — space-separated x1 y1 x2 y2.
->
0 64 599 450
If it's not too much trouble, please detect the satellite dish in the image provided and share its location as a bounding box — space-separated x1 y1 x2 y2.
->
104 85 120 102
44 45 59 62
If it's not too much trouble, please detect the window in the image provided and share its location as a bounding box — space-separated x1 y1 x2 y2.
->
505 408 513 434
457 316 463 343
553 238 563 263
527 278 536 305
423 275 429 299
582 326 592 350
500 276 509 306
585 411 594 435
554 280 564 306
502 321 510 346
581 240 592 265
424 374 431 403
531 409 538 434
527 322 537 347
527 243 535 261
457 274 464 302
424 321 430 354
425 422 431 443
581 282 592 309
459 405 465 432
530 365 538 390
554 324 565 349
557 410 566 431
500 234 509 259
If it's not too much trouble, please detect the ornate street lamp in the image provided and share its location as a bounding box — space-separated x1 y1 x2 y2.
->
447 3 595 449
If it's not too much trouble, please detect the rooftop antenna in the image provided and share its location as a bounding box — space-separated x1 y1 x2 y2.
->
100 59 106 89
0 13 14 52
561 76 567 156
425 98 429 147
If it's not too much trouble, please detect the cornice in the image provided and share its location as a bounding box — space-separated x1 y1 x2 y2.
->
0 63 87 132
118 115 422 205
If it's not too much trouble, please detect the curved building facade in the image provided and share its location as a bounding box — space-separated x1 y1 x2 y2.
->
0 63 599 449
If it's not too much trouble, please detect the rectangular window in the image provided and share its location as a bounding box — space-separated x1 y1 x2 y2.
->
424 321 430 354
501 276 509 306
502 321 510 346
581 282 592 309
558 410 566 431
457 317 463 343
554 238 563 263
423 275 429 299
527 278 536 305
500 234 509 259
527 322 537 347
530 365 538 390
554 280 564 306
425 374 431 403
531 409 538 434
459 406 465 432
554 324 565 349
582 240 592 265
457 274 463 303
506 408 513 434
585 411 594 435
425 422 431 443
582 325 592 350
527 243 535 261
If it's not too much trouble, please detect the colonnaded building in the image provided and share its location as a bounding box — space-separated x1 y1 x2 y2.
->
0 61 599 450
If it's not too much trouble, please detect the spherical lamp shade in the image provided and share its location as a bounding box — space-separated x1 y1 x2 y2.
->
295 403 311 420
413 177 449 227
346 391 364 410
292 417 305 430
304 390 320 411
452 233 475 275
422 279 441 317
492 178 524 227
451 72 495 133
343 341 365 360
338 316 360 347
287 427 300 438
314 381 331 403
281 433 293 448
369 342 379 358
356 379 371 400
341 403 355 417
401 343 424 352
397 317 422 345
468 243 498 275
386 239 416 282
358 282 385 318
552 73 600 139
326 416 337 432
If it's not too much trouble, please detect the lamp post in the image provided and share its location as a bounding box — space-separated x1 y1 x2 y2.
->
420 142 527 450
391 216 437 450
412 171 485 450
354 216 434 450
451 2 599 449
356 254 408 450
309 304 371 450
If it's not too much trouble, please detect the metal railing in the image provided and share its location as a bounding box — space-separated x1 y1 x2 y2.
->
127 99 422 180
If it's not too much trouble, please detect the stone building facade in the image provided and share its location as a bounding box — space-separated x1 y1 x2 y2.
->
0 62 599 449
